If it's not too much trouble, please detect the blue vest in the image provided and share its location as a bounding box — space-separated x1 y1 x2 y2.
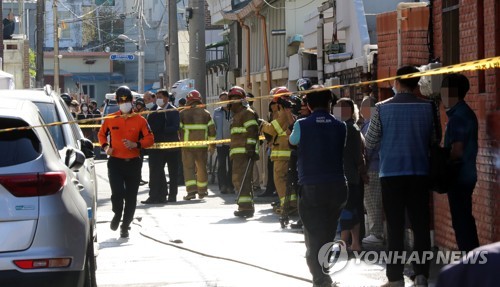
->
297 110 346 184
377 94 434 177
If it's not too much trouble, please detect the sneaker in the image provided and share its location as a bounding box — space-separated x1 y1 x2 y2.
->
110 215 120 231
380 280 404 287
414 275 428 287
183 192 197 200
120 225 130 238
362 234 384 245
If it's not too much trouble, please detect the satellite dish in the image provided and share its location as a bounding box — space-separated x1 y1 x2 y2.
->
105 46 110 53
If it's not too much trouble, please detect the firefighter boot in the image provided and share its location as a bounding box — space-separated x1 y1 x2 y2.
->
183 191 197 200
234 209 254 218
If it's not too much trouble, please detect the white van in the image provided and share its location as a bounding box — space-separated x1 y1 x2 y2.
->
103 91 143 116
171 79 194 106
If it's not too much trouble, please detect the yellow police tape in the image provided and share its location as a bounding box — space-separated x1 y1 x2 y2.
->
92 136 267 149
1 55 499 138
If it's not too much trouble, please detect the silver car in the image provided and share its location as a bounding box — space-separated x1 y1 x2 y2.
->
0 87 98 238
0 99 96 287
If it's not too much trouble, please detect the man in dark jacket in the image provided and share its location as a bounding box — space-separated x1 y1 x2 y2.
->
142 89 181 204
289 88 348 286
3 12 15 39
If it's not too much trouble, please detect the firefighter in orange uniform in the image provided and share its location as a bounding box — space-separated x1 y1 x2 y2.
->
179 90 216 200
261 87 297 215
227 86 259 217
98 86 154 238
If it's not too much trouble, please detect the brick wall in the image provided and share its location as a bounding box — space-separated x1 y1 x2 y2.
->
205 1 223 30
23 39 30 88
432 0 499 250
376 7 429 90
378 1 500 250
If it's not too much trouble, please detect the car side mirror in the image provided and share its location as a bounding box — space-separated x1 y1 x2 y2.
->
79 138 95 159
65 148 86 171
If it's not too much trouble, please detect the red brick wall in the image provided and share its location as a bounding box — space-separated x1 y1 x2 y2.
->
378 2 500 250
432 0 500 250
376 7 430 91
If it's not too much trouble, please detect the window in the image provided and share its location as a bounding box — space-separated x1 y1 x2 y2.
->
82 84 96 98
33 102 65 150
232 0 251 10
442 0 459 65
0 119 41 167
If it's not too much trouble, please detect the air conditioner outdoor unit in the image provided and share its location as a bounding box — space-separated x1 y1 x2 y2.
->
418 62 442 97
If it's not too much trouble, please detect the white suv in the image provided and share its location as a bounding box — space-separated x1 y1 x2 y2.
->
0 99 96 287
0 87 98 237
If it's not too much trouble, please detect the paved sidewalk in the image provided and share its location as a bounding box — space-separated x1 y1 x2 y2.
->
117 184 445 287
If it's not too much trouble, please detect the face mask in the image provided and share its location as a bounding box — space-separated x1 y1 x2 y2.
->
156 99 165 107
145 102 155 109
392 86 397 95
119 102 133 114
82 107 88 112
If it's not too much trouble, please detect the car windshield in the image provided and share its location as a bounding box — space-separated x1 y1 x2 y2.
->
33 102 65 150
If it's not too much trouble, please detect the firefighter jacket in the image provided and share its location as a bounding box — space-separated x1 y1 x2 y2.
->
261 109 293 161
179 106 216 148
230 107 259 160
98 111 154 159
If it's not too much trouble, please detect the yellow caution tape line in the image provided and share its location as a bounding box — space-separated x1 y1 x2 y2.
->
2 56 499 134
92 136 266 149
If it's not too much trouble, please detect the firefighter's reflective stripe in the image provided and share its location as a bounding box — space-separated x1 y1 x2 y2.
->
208 119 215 126
183 124 209 143
185 179 197 187
271 120 286 136
230 147 246 156
243 119 258 128
238 195 253 204
270 150 291 158
246 138 257 145
280 193 298 205
197 181 208 188
208 136 216 141
231 127 247 134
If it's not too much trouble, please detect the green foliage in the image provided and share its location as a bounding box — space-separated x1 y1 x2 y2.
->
29 49 36 78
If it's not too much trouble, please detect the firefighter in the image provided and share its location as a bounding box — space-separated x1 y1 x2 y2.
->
179 90 216 200
261 87 297 215
227 86 259 217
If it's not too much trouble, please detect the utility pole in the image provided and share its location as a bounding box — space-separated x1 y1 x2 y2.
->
168 0 180 89
137 0 144 93
53 0 60 93
0 1 4 65
188 0 206 101
36 0 45 88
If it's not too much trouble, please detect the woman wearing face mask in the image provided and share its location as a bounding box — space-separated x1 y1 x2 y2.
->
98 86 154 238
77 102 95 140
333 98 368 253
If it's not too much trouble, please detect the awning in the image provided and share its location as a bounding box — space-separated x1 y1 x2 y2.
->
72 73 124 82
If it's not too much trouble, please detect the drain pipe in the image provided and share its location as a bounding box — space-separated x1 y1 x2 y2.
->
256 9 272 93
317 12 324 85
238 18 251 90
397 2 428 67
